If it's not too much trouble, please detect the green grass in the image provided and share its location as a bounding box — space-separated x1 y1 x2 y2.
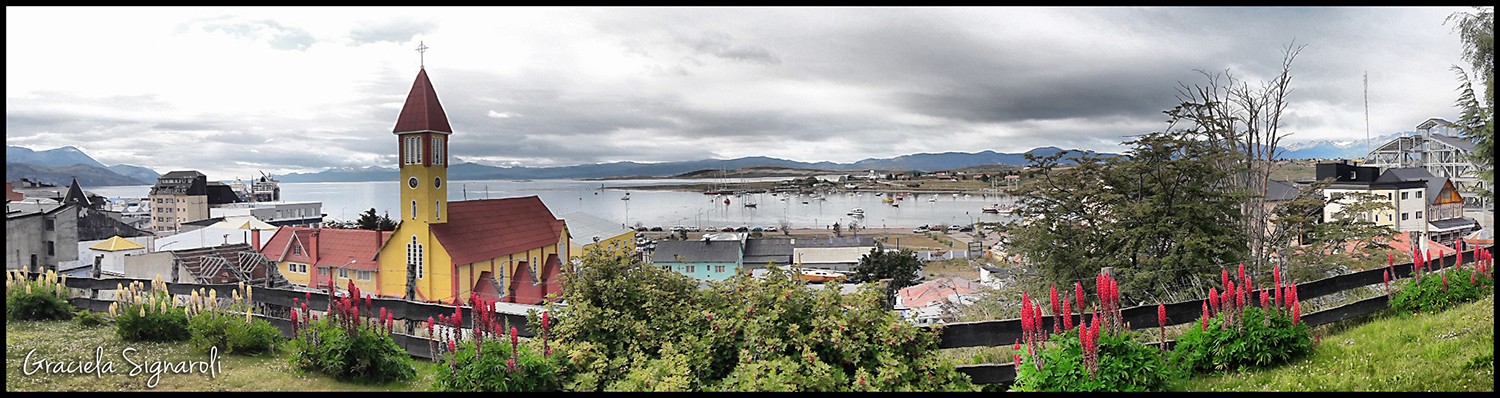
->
1173 294 1494 392
6 319 442 391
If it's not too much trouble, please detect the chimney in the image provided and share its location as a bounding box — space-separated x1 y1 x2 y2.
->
309 229 320 264
374 229 382 250
251 228 262 251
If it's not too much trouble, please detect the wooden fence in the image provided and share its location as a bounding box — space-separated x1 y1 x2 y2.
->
938 246 1495 385
46 245 1495 384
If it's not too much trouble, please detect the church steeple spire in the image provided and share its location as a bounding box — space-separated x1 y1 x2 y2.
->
394 62 450 224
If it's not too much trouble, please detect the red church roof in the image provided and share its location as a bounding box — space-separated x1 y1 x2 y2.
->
392 68 453 134
430 196 566 266
260 226 392 271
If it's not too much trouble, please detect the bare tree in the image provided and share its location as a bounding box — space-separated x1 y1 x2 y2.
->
1171 42 1306 278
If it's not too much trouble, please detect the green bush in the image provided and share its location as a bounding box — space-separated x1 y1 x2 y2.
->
189 311 283 355
1169 306 1312 373
1011 331 1181 392
5 270 75 321
549 251 976 392
289 317 415 384
115 302 190 342
434 336 563 391
7 288 76 321
1390 268 1493 314
74 309 109 327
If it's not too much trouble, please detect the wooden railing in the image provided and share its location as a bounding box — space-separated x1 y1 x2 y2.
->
49 245 1495 382
932 246 1494 385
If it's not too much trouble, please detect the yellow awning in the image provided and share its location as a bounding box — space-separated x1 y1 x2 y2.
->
88 236 145 251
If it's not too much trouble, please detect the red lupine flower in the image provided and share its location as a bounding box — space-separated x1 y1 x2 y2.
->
1062 298 1073 330
447 340 456 353
1221 269 1230 293
1292 301 1301 326
1157 302 1167 327
1238 262 1246 283
1470 271 1476 285
510 325 519 346
542 311 551 330
1442 273 1448 290
1209 288 1219 313
1260 291 1269 308
1075 282 1085 314
1050 284 1061 333
1227 280 1236 309
1388 253 1395 267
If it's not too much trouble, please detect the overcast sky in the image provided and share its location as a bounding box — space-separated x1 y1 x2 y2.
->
5 6 1486 180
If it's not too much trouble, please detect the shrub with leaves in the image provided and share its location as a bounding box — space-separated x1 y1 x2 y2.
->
6 269 75 321
434 327 562 391
111 278 189 342
186 283 282 355
1390 266 1493 315
1011 272 1181 392
1011 329 1179 392
549 250 976 392
74 309 109 327
288 278 413 383
1170 306 1312 373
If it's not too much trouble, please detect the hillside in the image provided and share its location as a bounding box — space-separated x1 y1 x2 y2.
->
5 146 160 186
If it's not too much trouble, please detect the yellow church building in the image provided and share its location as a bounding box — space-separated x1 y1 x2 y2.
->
373 65 570 305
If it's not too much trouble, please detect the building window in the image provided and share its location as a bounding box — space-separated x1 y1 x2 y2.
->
46 241 54 256
339 268 349 279
44 219 53 231
1416 211 1423 219
686 265 696 273
1401 192 1408 200
404 136 423 164
715 265 726 273
292 244 302 254
357 270 373 281
408 235 424 280
432 136 445 166
1416 190 1423 199
411 201 417 220
1402 213 1409 221
436 200 440 220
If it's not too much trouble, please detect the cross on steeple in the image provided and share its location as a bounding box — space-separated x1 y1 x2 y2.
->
416 41 429 68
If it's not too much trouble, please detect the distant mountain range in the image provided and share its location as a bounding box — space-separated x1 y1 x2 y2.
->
1275 132 1407 160
278 147 1113 182
5 146 160 186
6 132 1436 188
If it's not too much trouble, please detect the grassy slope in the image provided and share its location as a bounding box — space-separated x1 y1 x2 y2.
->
1175 294 1494 392
5 319 441 391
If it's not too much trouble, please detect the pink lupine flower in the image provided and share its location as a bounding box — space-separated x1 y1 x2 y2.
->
1260 291 1269 308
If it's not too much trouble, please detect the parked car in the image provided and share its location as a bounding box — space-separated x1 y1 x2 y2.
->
650 226 664 232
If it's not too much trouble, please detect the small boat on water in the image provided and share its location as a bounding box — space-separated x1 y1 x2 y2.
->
982 204 999 213
882 197 895 204
847 208 865 217
744 202 757 208
928 197 937 202
800 269 845 283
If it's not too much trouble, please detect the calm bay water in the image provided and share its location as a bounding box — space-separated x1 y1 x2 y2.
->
87 178 1018 230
